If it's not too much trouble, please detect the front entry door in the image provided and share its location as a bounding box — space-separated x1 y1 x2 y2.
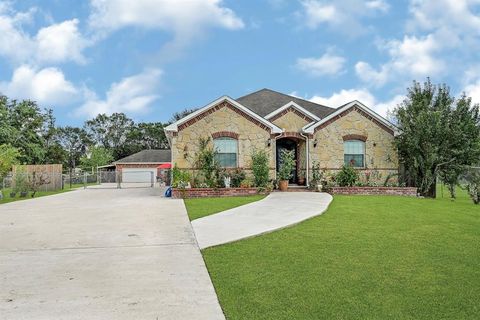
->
276 139 297 183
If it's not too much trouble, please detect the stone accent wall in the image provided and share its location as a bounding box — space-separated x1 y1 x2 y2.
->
311 108 398 183
169 101 275 177
271 109 311 132
172 187 265 198
331 186 417 196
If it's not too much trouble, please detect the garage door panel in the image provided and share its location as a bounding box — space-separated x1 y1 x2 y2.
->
121 168 156 183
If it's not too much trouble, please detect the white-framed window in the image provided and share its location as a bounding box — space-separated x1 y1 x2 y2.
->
214 137 238 167
344 140 365 168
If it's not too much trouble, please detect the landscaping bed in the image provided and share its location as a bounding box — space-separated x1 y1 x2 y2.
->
330 186 417 196
172 187 267 199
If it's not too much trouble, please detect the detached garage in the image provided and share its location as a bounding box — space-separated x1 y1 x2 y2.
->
115 150 171 184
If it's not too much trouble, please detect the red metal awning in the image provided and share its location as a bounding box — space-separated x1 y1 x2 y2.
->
157 163 172 169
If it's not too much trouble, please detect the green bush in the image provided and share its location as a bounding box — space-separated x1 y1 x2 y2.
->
194 137 221 188
310 161 323 189
230 168 246 188
172 164 191 188
251 149 270 188
336 165 359 187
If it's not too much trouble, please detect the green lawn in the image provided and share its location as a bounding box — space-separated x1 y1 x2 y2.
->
192 189 480 319
184 195 266 221
0 183 89 205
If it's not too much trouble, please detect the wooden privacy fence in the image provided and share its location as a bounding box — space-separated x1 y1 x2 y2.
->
12 164 63 191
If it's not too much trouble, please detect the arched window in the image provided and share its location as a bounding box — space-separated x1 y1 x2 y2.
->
344 140 365 168
214 137 238 167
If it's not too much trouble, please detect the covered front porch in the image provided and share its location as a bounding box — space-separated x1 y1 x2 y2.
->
274 132 309 186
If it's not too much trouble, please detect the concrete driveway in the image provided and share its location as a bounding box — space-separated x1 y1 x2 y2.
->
0 187 224 319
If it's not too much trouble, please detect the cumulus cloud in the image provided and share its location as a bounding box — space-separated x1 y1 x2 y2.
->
35 19 90 64
0 5 90 65
355 34 444 87
306 88 404 117
0 65 79 106
88 0 244 55
76 69 162 117
299 0 389 34
295 52 346 76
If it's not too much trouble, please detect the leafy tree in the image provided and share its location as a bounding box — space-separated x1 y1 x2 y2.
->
84 113 135 159
128 122 169 151
58 126 90 170
438 95 480 198
80 146 114 171
1 98 48 164
394 79 480 198
0 144 20 179
41 109 67 164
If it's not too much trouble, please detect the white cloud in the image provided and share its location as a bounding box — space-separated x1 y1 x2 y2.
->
0 5 90 65
355 34 444 87
88 0 244 54
306 88 404 117
35 19 90 64
299 0 389 33
76 69 162 117
295 52 346 76
366 0 389 12
0 65 79 106
301 1 336 28
408 0 480 33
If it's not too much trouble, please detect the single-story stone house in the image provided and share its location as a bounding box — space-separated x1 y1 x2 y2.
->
164 88 399 185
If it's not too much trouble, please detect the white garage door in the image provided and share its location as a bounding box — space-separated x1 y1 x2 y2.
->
122 168 156 183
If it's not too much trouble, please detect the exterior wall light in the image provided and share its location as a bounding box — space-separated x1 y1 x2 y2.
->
267 138 272 147
313 139 318 148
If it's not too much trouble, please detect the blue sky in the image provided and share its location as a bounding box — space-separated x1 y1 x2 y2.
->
1 0 479 126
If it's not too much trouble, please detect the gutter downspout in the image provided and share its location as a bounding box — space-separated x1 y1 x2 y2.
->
300 132 309 187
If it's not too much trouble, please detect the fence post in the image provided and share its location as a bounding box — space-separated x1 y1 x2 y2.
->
151 171 154 188
117 171 121 189
83 172 87 189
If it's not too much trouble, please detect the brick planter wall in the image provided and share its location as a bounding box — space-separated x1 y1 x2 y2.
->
331 186 417 196
172 187 266 199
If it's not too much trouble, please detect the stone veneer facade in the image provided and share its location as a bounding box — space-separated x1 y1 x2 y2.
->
166 98 399 184
169 101 276 176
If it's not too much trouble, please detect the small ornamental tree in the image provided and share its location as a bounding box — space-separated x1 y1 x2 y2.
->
251 149 269 188
278 149 295 181
394 79 480 198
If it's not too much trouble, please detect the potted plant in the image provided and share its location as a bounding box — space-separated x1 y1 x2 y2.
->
277 149 295 191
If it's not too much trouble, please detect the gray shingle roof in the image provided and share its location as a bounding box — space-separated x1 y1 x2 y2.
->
236 88 336 119
115 149 171 163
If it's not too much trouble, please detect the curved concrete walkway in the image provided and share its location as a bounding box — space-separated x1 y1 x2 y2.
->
192 192 333 249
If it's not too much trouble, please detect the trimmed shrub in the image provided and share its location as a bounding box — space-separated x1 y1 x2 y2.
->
251 149 269 188
336 165 359 187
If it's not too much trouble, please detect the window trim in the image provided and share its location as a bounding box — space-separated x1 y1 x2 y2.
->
213 136 239 168
343 139 366 168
